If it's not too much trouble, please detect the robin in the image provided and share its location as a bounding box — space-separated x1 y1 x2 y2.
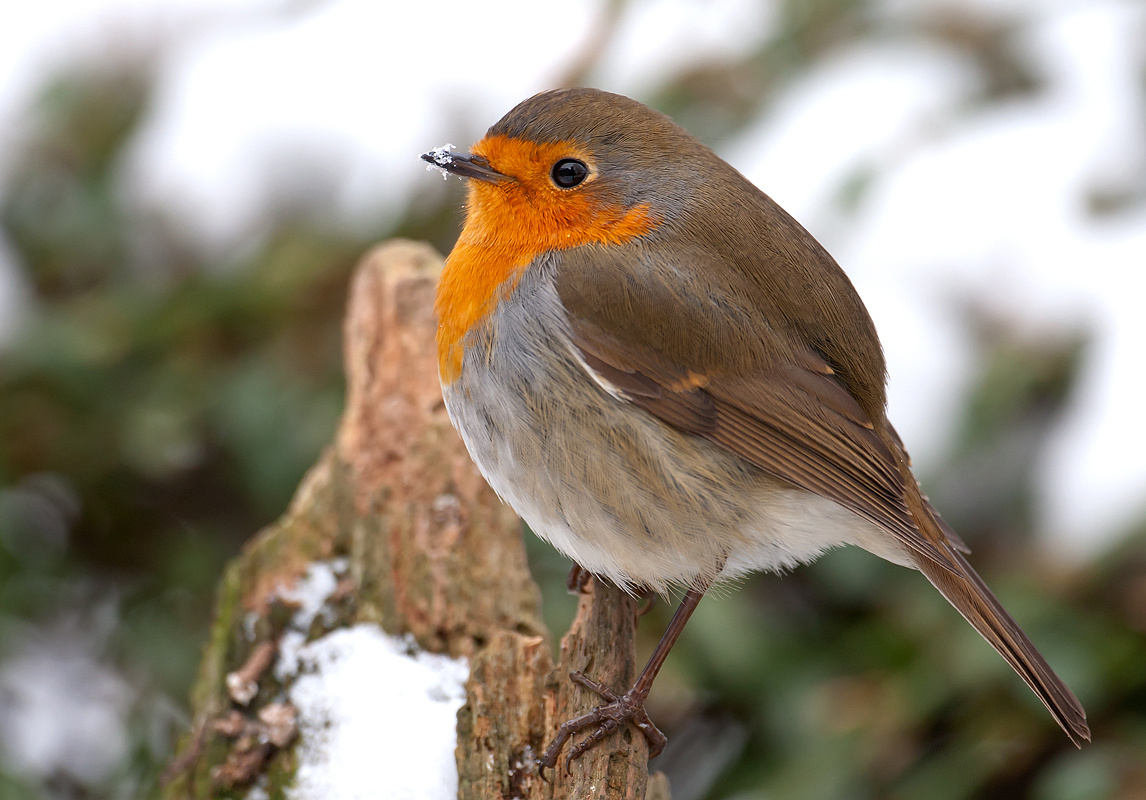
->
422 87 1089 773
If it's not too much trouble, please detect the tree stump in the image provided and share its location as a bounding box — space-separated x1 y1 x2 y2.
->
160 240 671 800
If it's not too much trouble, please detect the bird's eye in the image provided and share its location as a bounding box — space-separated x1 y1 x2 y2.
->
551 158 588 188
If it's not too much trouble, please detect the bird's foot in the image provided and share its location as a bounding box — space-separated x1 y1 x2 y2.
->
539 671 666 778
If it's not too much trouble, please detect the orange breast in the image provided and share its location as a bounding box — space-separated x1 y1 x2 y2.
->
435 135 658 384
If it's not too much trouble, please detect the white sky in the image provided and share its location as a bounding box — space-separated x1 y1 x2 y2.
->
0 0 1143 554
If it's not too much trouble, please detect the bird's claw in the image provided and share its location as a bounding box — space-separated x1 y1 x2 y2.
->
538 670 667 780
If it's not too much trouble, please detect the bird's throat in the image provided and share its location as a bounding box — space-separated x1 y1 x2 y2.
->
435 140 658 384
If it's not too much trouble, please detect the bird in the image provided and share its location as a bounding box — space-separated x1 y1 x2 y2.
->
421 87 1089 774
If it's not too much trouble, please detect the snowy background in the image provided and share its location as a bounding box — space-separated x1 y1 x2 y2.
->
1 0 1143 797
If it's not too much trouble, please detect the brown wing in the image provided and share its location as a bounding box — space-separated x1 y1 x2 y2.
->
569 316 960 571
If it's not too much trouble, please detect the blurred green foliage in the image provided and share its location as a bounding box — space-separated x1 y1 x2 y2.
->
1 2 1145 799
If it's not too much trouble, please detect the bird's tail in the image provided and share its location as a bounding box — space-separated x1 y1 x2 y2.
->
879 424 1089 745
915 546 1090 745
893 453 1091 744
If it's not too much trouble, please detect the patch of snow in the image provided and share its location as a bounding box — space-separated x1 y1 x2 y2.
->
424 143 456 180
287 625 469 800
0 602 133 785
265 560 469 797
274 559 348 680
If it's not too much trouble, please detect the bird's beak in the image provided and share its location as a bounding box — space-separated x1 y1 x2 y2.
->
421 150 511 184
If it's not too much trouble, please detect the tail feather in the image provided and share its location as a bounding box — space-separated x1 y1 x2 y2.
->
881 425 1089 745
916 550 1090 745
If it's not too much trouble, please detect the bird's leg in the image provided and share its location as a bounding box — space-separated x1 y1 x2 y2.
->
539 581 709 777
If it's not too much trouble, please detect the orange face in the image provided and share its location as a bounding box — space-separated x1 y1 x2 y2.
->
435 134 659 383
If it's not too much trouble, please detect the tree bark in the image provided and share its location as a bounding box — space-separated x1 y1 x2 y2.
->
161 240 670 800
